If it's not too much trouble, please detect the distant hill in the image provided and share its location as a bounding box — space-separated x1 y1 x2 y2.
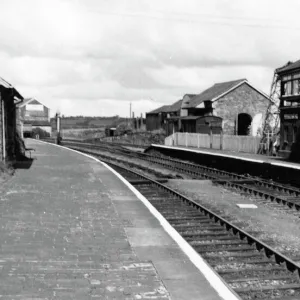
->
51 116 127 130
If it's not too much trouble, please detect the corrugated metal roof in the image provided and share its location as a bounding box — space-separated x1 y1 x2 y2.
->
276 60 300 74
186 79 246 108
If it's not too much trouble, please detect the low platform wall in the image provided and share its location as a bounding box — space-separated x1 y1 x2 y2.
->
146 145 300 186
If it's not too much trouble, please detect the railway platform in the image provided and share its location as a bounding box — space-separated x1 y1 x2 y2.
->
147 144 300 185
0 139 239 300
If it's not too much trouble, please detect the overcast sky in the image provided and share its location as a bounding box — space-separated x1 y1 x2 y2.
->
0 0 299 117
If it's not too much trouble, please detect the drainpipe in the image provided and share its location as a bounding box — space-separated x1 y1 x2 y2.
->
1 92 6 160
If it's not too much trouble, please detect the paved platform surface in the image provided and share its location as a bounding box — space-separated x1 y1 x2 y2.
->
152 144 300 168
0 139 229 300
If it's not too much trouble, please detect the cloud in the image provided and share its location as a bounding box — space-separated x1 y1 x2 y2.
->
0 0 299 117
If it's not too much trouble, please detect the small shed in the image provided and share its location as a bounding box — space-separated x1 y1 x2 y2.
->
105 127 117 137
146 105 170 131
181 116 223 134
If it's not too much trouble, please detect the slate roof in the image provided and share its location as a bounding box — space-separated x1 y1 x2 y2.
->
148 98 183 115
164 99 183 113
185 79 247 108
148 105 170 114
276 60 300 74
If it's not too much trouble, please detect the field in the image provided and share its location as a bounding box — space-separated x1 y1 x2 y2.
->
51 116 126 130
61 128 106 140
103 130 166 145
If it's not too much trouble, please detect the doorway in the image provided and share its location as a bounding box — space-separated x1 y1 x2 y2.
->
237 113 252 135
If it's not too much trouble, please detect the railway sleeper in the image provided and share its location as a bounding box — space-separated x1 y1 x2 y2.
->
190 240 253 246
158 212 207 218
162 211 233 220
212 259 284 269
165 216 215 222
173 224 225 230
203 250 272 259
150 205 199 211
185 236 246 242
137 196 179 201
233 283 300 293
193 245 255 254
225 273 298 283
179 230 227 237
194 244 256 252
207 256 275 265
137 191 174 197
218 266 289 276
182 232 231 239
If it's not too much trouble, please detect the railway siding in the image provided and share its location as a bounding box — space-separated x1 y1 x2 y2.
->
147 144 300 187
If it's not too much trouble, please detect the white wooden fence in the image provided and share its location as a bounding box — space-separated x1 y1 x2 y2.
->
165 132 261 154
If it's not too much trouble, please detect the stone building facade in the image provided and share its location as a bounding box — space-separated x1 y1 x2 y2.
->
181 79 271 136
212 81 271 135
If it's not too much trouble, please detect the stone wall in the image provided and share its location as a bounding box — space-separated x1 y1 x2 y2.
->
213 82 270 135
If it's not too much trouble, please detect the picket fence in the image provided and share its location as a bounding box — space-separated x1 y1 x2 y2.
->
165 132 261 154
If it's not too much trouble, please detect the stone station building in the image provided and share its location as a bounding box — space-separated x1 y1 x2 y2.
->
147 78 271 136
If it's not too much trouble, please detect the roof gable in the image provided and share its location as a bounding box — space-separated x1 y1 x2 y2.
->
212 81 271 103
18 98 48 108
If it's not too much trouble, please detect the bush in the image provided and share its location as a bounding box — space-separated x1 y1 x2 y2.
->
32 127 50 139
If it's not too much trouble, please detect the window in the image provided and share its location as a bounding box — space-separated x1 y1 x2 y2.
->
286 81 292 95
293 79 300 95
283 75 292 81
282 73 300 96
293 73 300 79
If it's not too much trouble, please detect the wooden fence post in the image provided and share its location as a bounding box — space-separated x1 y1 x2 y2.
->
220 130 223 150
185 132 188 147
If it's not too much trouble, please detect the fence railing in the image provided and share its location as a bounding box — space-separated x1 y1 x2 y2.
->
165 132 261 154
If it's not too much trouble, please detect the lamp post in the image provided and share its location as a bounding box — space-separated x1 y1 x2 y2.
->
56 112 61 145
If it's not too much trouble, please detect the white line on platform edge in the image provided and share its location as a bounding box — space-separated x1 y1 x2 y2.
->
33 139 241 300
270 161 300 170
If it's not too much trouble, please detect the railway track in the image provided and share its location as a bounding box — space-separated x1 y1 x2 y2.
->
61 140 300 214
103 159 300 300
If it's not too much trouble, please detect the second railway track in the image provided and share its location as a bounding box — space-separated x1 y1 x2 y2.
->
61 140 300 214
